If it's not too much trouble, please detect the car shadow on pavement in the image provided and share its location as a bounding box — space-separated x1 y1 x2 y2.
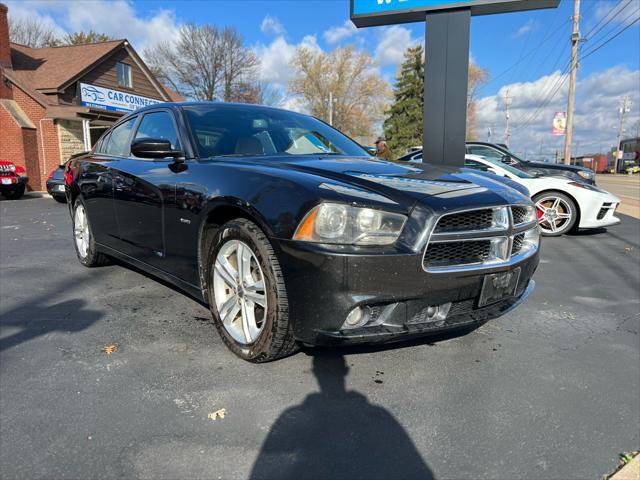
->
0 297 103 353
249 353 435 480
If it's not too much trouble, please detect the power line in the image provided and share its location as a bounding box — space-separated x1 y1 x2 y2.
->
510 12 639 132
582 0 633 38
485 14 571 87
580 16 640 60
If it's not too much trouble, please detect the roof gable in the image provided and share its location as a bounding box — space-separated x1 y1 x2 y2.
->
10 40 124 92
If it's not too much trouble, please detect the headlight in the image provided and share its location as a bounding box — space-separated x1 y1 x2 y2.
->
293 202 407 245
577 170 594 180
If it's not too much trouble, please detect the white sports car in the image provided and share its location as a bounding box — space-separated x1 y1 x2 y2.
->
464 155 621 236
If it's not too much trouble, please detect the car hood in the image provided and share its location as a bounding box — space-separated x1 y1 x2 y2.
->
270 156 531 211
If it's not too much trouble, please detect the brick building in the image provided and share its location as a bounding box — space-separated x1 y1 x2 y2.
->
0 2 181 191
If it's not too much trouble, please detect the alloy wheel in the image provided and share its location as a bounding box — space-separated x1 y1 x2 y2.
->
74 204 90 258
212 240 268 345
535 196 573 234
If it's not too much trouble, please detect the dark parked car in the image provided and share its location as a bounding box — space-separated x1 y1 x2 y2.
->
46 165 67 202
66 103 540 362
399 142 596 185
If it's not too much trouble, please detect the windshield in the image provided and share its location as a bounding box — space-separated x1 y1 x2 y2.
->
483 156 533 178
183 104 369 158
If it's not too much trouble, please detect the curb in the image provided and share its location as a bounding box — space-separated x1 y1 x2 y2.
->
610 455 640 480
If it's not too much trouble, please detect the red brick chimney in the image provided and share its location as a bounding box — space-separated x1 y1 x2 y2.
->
0 3 11 69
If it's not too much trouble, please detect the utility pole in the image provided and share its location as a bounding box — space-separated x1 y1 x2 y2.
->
614 96 631 173
503 89 512 147
328 91 334 126
487 127 492 143
563 0 581 165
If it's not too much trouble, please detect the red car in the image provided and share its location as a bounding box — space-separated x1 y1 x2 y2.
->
0 160 28 199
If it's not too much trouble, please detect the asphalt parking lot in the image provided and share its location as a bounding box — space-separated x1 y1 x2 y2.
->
1 196 639 480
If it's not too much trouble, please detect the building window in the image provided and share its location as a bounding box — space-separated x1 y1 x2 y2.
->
117 62 133 88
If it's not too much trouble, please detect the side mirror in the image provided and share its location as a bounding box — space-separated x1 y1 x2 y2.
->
530 170 543 178
501 155 513 164
131 138 183 159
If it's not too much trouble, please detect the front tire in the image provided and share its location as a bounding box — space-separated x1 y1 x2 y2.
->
533 191 577 237
205 218 298 362
72 199 110 267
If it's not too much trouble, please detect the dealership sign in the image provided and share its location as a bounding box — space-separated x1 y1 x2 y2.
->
351 0 560 26
79 83 162 112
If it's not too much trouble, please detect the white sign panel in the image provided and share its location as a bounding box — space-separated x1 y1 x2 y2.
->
80 83 162 112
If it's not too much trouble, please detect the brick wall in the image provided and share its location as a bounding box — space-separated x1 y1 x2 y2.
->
0 84 61 190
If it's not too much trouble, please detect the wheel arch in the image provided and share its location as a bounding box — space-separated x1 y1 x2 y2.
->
196 200 275 301
532 188 581 227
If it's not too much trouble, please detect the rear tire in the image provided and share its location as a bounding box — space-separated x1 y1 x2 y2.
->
2 184 25 200
533 191 577 237
205 218 298 362
72 198 111 267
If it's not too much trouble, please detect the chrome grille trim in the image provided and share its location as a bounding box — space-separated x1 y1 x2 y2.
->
423 205 539 273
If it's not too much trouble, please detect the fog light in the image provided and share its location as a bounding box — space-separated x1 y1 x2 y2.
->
342 307 368 329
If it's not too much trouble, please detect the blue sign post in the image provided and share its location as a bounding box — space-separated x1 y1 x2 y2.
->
351 0 559 166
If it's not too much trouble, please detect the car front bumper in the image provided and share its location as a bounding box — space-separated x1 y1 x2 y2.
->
577 191 622 229
274 240 539 345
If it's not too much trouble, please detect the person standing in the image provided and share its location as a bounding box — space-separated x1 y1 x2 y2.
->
375 137 395 161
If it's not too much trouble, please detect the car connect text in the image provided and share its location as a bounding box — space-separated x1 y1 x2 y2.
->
65 102 540 362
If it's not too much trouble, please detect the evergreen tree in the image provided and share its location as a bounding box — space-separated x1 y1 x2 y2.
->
383 45 488 153
383 45 424 154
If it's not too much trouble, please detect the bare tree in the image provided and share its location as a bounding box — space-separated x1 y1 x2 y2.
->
145 23 260 103
466 63 488 140
63 31 113 45
289 45 391 141
220 27 259 102
8 17 59 47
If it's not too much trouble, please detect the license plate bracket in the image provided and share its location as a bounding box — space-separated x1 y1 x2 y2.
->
479 268 521 307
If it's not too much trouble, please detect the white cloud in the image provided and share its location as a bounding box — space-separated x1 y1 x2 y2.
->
255 34 321 86
6 0 179 53
260 15 285 36
323 20 358 44
475 66 640 159
375 26 419 67
513 19 539 39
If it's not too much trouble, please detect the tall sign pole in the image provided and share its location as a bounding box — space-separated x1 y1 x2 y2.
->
563 0 581 165
423 8 470 164
350 0 560 167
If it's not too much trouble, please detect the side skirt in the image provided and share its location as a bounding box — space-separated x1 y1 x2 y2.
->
97 243 207 304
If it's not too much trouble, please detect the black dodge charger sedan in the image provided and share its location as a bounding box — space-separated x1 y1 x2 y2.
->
65 102 540 362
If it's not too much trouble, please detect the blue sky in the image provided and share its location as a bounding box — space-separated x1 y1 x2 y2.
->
7 0 640 157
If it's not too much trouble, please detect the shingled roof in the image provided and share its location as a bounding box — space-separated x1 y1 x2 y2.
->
9 40 125 92
7 39 183 102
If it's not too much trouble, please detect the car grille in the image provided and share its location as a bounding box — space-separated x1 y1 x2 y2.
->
434 208 494 233
511 206 529 225
511 233 525 255
597 202 614 220
423 206 538 272
424 240 492 267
